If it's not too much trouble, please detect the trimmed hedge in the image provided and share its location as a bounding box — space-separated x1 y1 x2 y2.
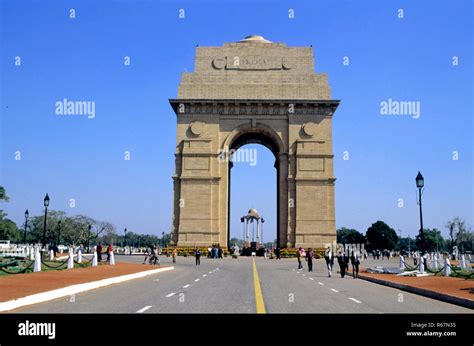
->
162 247 230 257
161 247 325 259
280 248 326 258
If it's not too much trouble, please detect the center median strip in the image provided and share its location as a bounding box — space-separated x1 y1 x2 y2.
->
0 266 174 312
252 259 266 314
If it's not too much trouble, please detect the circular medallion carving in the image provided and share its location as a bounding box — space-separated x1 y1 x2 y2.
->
190 121 206 136
282 58 292 70
302 122 317 137
212 57 226 70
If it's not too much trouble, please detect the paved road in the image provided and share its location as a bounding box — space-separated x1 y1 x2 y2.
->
14 256 472 313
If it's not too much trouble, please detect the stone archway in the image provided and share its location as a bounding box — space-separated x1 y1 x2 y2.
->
225 125 284 249
168 35 340 249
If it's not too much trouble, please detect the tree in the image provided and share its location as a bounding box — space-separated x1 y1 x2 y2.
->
398 237 417 252
0 186 8 202
337 227 365 244
0 218 20 242
365 221 398 252
446 217 472 253
229 238 244 248
0 186 21 241
415 228 445 253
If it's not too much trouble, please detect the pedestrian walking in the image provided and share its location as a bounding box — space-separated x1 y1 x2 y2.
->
143 247 150 264
106 243 113 262
195 248 201 265
337 250 349 278
172 248 177 263
324 246 334 277
275 247 281 260
97 242 103 262
306 248 314 272
351 249 360 279
297 247 303 270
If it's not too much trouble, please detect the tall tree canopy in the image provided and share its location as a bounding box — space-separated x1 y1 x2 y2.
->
366 221 398 251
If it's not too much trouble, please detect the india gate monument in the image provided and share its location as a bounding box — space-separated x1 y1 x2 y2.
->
169 35 340 250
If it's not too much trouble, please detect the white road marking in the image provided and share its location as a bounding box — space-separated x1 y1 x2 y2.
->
136 305 152 313
153 279 160 282
194 278 200 282
208 271 213 274
349 297 362 304
330 288 339 293
302 274 306 277
309 277 314 281
318 282 325 286
202 274 207 277
166 292 176 298
183 284 190 288
215 268 219 270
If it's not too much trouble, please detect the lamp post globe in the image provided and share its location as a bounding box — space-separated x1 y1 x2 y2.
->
44 193 50 207
416 171 424 189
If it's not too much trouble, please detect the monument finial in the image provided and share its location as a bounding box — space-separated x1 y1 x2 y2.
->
238 35 272 43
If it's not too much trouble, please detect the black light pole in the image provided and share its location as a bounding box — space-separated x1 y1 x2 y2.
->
87 224 92 251
416 171 425 254
23 209 29 244
261 218 265 244
57 220 62 245
162 231 165 249
124 228 128 254
42 194 50 248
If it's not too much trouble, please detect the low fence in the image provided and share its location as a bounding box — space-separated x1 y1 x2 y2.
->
400 257 473 279
0 246 115 275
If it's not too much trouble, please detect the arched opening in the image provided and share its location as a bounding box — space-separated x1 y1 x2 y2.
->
227 130 281 254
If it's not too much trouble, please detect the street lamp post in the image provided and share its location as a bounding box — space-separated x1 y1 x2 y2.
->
162 231 165 249
87 224 91 251
23 209 29 244
261 218 265 244
57 220 62 245
415 171 425 254
124 228 130 254
42 193 50 248
398 230 402 253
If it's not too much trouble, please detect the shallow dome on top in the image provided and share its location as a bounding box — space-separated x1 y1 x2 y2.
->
247 208 261 219
238 35 273 43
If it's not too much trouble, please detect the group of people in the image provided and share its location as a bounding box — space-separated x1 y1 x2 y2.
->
372 249 391 260
295 247 361 279
143 245 161 265
96 242 114 262
208 246 223 259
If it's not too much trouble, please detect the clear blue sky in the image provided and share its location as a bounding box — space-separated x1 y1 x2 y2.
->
1 0 472 242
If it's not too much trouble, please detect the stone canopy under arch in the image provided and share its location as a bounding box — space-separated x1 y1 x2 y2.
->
168 35 340 249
